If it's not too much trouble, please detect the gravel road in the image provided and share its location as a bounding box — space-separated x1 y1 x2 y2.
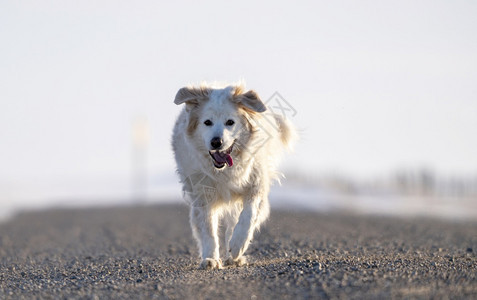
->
1 204 476 299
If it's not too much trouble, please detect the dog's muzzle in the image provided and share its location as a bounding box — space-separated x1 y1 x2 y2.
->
209 142 234 169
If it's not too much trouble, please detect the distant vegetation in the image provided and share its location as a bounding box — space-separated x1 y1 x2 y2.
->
285 169 477 198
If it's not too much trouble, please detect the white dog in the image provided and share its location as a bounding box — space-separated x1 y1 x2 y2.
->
172 82 296 269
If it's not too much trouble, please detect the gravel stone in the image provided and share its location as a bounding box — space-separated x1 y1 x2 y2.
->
0 204 476 299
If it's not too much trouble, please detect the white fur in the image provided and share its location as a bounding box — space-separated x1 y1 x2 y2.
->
172 82 296 269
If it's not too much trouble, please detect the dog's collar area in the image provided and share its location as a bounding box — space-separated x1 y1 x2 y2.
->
209 142 234 169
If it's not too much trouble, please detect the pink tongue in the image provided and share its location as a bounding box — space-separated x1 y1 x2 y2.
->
225 154 233 167
212 152 233 167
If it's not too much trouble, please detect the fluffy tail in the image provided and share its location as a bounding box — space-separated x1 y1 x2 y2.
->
274 114 298 151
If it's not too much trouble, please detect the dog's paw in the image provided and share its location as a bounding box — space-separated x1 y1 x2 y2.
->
224 256 248 267
199 258 223 270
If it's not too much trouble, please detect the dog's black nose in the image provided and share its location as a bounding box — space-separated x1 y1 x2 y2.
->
210 137 223 149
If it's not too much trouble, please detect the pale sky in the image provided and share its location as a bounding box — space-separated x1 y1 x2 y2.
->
1 1 477 204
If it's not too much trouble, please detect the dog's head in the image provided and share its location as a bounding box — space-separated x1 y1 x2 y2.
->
174 84 267 170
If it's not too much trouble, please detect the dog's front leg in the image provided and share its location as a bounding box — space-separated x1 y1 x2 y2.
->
228 199 259 262
190 206 222 269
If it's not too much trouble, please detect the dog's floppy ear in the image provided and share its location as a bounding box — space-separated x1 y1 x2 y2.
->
174 87 199 106
174 86 210 108
235 90 267 113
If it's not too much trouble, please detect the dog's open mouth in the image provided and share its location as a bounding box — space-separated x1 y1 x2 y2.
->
209 143 234 169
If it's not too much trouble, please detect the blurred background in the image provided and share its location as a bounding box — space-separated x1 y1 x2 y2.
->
1 0 476 221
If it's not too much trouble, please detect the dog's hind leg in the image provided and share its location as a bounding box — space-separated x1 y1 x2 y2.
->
190 205 222 269
223 206 248 266
228 195 270 263
224 210 238 255
254 197 270 231
228 201 257 262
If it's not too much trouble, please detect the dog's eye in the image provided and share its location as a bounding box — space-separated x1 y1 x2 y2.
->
204 120 213 126
225 120 235 126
